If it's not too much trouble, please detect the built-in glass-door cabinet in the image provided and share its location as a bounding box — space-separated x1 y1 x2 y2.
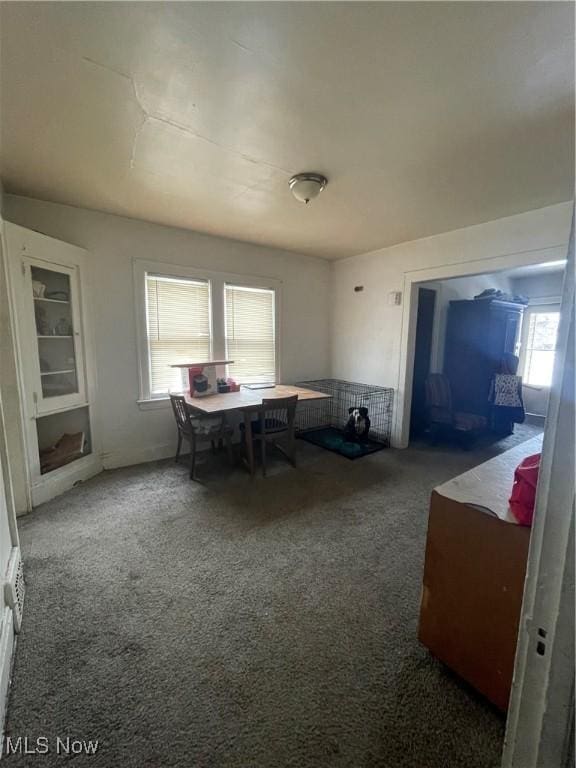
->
27 261 87 413
7 223 101 507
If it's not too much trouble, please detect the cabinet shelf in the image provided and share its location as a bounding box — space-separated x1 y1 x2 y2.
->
34 297 70 304
33 401 91 418
37 335 74 339
40 369 76 376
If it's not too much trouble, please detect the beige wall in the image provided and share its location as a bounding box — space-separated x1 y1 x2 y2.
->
4 195 331 469
510 271 565 301
3 194 572 466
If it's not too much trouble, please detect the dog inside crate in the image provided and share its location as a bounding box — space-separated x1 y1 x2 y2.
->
296 379 393 459
344 407 371 442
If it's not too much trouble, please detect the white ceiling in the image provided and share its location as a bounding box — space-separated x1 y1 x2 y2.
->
502 261 567 279
1 2 573 259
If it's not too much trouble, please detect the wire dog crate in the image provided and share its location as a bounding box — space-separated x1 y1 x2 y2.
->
296 379 394 446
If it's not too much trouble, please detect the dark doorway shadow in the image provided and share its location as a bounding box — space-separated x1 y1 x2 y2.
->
410 287 437 438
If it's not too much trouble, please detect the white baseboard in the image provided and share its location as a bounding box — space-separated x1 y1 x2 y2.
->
101 437 233 471
101 441 176 470
525 412 546 427
0 606 14 749
31 453 102 507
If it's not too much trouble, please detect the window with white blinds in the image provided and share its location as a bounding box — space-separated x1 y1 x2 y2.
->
145 275 211 395
225 284 276 384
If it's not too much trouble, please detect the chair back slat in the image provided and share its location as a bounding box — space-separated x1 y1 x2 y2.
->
260 395 298 434
170 394 192 432
425 374 452 411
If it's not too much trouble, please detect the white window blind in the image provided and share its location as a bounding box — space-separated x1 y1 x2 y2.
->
523 309 560 387
225 284 276 384
145 275 211 395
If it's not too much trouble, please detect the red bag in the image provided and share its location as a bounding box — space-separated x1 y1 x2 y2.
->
509 453 541 526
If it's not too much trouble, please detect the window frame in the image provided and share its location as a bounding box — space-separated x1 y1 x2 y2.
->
519 299 561 389
134 259 281 407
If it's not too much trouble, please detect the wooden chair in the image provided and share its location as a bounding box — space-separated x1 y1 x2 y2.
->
169 395 234 480
241 395 298 477
424 374 487 447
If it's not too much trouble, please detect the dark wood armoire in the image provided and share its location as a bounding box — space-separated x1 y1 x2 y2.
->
444 299 525 420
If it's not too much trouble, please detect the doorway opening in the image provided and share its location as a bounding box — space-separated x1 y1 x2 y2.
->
406 261 566 449
410 287 437 439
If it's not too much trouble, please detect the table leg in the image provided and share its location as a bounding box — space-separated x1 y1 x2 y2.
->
220 413 234 466
244 410 255 477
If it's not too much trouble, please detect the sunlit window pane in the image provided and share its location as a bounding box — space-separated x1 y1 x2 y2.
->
523 310 560 386
529 312 560 351
524 350 555 386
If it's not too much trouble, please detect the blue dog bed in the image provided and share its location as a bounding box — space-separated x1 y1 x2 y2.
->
299 427 386 459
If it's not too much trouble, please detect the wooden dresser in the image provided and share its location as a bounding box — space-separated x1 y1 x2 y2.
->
418 435 542 711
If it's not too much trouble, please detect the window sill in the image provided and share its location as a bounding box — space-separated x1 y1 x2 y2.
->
137 397 171 411
523 384 548 392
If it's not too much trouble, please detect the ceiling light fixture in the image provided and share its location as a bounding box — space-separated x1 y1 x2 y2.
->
289 172 328 204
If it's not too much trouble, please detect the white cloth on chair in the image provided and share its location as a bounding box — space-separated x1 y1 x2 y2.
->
490 374 523 407
190 416 225 435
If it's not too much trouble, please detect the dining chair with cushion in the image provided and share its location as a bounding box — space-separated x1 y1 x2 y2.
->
169 394 234 480
241 395 298 477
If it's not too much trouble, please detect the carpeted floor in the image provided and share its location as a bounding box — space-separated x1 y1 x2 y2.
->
4 424 542 767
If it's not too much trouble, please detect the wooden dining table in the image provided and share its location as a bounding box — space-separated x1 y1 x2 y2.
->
183 384 331 475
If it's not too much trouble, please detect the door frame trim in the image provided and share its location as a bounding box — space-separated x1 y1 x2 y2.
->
501 213 574 767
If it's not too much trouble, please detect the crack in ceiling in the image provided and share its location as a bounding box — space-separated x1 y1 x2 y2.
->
83 55 291 180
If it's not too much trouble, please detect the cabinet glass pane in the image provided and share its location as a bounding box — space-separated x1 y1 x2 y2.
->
31 266 79 398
